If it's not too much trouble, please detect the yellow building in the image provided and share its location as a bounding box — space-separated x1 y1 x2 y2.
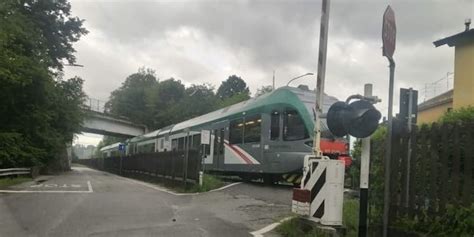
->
418 21 474 124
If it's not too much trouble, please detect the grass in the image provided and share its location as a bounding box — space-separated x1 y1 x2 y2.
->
276 198 360 237
0 177 32 189
343 199 359 237
186 174 224 193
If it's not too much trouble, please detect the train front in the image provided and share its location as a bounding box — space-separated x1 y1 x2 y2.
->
278 87 351 184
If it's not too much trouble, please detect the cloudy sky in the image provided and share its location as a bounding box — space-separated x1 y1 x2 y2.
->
68 0 473 145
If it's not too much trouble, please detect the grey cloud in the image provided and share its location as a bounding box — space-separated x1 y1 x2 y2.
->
67 0 473 108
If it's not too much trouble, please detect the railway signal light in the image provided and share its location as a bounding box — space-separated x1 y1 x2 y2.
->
327 100 381 138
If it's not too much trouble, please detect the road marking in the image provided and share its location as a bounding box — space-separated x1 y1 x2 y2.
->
30 184 82 188
208 182 242 192
0 181 93 193
249 217 293 237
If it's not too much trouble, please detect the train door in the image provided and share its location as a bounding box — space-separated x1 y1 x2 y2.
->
238 114 263 168
264 110 283 169
211 121 227 170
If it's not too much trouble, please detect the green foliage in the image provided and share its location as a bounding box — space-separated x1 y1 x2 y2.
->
343 199 359 237
216 75 250 99
395 204 474 236
105 68 159 128
439 106 474 123
275 199 359 237
348 139 361 189
105 71 252 133
0 133 45 167
186 174 224 193
0 177 32 189
217 92 250 108
367 126 387 225
276 217 331 237
0 0 87 169
164 84 218 125
255 85 273 97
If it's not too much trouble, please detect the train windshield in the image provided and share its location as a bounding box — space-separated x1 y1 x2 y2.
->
283 109 309 141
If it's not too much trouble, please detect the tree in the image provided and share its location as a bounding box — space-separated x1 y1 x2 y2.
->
148 78 186 128
217 93 250 108
255 85 273 97
105 68 158 128
0 0 87 169
216 75 250 99
167 84 218 123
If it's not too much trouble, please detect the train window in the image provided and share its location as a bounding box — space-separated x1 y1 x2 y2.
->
192 134 201 150
244 115 261 143
229 118 244 144
178 137 185 150
172 139 178 151
283 109 309 141
270 110 280 140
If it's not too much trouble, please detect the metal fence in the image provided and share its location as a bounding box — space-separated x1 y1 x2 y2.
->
387 122 474 223
83 97 107 113
76 150 202 182
0 167 39 178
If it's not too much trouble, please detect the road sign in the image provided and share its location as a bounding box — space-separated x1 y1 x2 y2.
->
118 143 125 151
201 130 210 145
382 5 396 59
382 5 397 237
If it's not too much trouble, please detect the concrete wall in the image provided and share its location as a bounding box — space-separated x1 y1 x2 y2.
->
417 101 453 125
453 42 474 109
82 112 146 137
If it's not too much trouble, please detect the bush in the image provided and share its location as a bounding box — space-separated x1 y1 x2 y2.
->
439 106 474 123
395 204 474 236
0 133 45 168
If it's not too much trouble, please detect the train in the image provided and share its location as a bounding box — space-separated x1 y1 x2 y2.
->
100 86 350 184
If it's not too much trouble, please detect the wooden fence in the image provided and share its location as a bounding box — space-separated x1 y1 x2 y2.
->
388 121 474 223
76 150 202 182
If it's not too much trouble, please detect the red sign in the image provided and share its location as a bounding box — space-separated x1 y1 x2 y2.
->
382 5 396 59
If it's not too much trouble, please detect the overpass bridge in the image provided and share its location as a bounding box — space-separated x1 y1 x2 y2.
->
81 98 147 138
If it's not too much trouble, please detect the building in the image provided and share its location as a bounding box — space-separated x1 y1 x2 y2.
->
418 20 474 124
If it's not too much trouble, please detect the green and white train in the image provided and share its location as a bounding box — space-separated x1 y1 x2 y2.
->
100 86 350 183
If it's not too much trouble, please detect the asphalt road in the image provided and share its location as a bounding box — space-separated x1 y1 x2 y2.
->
0 165 292 237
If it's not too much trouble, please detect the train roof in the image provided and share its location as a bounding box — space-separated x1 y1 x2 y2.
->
171 86 338 134
100 142 121 152
128 86 339 143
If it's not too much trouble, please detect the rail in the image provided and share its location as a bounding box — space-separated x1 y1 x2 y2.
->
83 97 108 113
0 168 31 177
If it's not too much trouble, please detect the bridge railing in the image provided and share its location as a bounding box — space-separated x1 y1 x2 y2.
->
83 97 107 113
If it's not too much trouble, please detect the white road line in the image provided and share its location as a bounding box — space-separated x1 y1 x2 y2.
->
249 217 293 237
208 182 242 192
0 181 93 194
87 181 93 193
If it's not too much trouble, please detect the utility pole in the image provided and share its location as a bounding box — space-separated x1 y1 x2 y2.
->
272 70 275 91
313 0 330 156
358 84 373 237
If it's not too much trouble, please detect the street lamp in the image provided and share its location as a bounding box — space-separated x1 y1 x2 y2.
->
286 72 314 86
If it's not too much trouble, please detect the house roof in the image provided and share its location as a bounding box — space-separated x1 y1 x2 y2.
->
433 28 474 47
418 89 453 112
